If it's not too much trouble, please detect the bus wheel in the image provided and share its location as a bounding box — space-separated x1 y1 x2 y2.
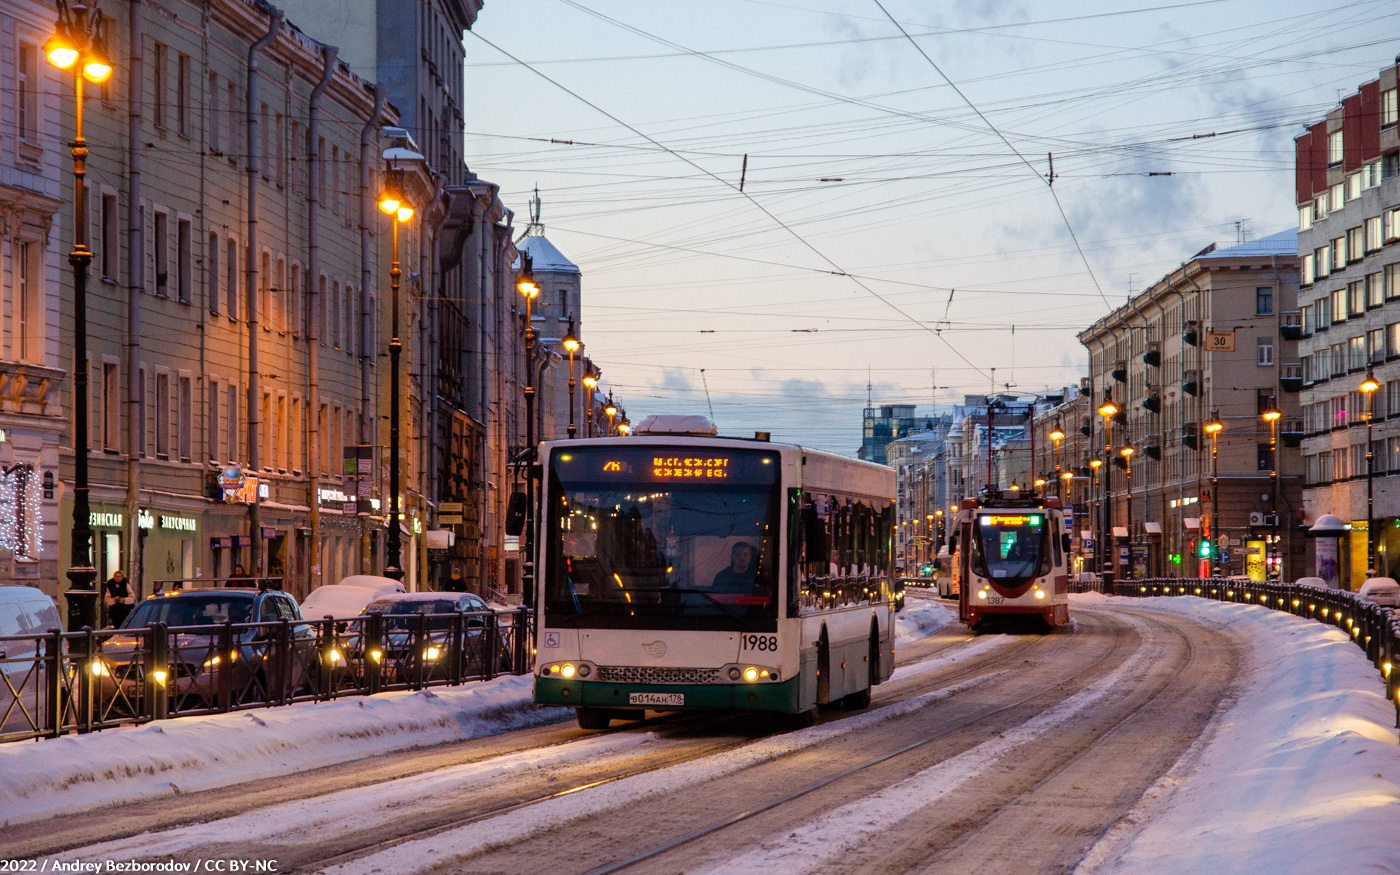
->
816 630 831 707
841 634 878 711
786 707 818 729
576 707 612 730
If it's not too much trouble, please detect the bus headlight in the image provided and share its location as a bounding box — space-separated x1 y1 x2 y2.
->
561 663 576 678
1034 590 1046 600
977 591 988 600
744 667 758 682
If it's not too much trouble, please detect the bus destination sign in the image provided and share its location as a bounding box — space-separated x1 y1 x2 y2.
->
651 456 729 479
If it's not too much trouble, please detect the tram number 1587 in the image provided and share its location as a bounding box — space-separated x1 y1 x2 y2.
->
741 634 778 652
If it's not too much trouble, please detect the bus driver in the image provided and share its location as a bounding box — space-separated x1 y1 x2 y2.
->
712 542 758 593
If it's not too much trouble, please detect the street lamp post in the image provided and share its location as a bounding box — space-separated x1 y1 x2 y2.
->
1204 412 1224 577
1050 421 1065 500
46 2 113 635
582 375 598 438
377 174 414 581
1362 368 1381 576
605 395 618 436
618 418 631 436
1263 406 1282 579
517 256 541 602
1090 459 1102 574
1120 446 1134 575
563 321 580 439
1098 394 1119 581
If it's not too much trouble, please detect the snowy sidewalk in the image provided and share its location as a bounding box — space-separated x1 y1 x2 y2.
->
1 599 954 826
1071 593 1400 875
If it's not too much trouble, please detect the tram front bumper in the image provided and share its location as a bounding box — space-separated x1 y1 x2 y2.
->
534 675 800 713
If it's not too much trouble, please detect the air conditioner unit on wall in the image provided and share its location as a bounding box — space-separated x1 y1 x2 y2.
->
1250 511 1265 526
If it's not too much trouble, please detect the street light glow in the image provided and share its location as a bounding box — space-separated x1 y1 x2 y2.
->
1361 369 1380 394
1098 400 1118 417
81 41 112 82
582 375 597 389
517 277 540 299
1262 408 1282 422
1120 446 1133 457
396 205 413 222
44 33 78 69
1204 418 1224 434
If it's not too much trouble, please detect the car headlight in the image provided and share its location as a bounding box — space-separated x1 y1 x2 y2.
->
424 646 441 661
89 660 110 677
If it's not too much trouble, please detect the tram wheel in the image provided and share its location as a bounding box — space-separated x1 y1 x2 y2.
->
786 707 818 729
575 707 612 730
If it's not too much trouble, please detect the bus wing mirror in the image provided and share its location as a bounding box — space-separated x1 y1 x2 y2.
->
949 533 958 554
802 509 829 563
505 492 528 537
1062 533 1072 555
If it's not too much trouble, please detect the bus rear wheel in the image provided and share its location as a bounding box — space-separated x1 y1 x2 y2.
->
576 707 612 730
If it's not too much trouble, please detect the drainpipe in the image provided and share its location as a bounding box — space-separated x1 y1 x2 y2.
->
1183 261 1208 565
425 173 445 533
124 0 143 591
246 9 282 575
305 45 337 590
358 86 386 574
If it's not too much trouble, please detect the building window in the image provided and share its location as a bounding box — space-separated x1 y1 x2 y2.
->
209 379 220 463
1388 264 1400 301
1255 286 1272 316
1384 207 1400 243
227 385 239 464
155 371 170 458
226 81 237 161
178 375 191 461
226 238 240 320
261 392 273 470
17 43 38 143
1348 280 1365 317
1299 203 1313 231
289 264 301 336
1317 246 1330 278
1257 336 1273 366
1347 174 1362 202
275 112 285 187
319 404 329 475
1347 226 1364 261
1331 344 1345 378
259 103 269 177
1383 88 1399 128
1368 272 1384 309
330 280 341 349
1302 303 1315 335
344 285 354 355
207 73 221 153
101 192 118 281
1349 336 1366 370
152 43 167 129
137 365 146 457
1316 190 1330 218
1331 182 1345 209
1302 253 1315 286
1331 288 1347 322
276 394 286 471
102 362 119 453
1388 381 1400 419
1258 444 1272 472
208 232 220 314
177 218 191 303
153 210 169 297
1332 237 1347 272
1366 216 1382 253
1328 129 1344 165
176 53 190 136
1369 328 1385 363
14 240 42 364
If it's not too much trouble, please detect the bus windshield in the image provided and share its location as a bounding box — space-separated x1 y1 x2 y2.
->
974 512 1050 585
545 446 781 631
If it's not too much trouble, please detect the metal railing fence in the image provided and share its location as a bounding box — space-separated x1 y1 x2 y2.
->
0 606 532 744
1114 578 1400 723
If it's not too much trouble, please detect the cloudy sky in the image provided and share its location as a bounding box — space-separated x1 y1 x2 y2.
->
460 0 1398 454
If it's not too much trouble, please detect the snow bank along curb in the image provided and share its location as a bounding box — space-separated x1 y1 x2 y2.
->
0 675 567 826
1072 595 1400 875
2 599 957 827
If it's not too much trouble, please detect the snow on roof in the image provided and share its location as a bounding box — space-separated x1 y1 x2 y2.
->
519 235 580 275
1195 228 1297 260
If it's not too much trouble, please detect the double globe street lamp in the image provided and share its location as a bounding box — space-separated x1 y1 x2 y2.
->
47 1 114 633
1362 368 1381 574
377 174 414 581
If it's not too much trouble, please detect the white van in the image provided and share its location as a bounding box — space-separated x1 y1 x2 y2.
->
0 586 62 736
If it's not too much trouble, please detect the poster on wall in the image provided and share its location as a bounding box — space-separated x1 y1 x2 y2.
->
1315 537 1338 586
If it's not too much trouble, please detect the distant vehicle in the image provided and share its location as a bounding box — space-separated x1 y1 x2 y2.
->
951 492 1071 632
0 586 62 734
357 592 510 681
300 577 405 620
532 418 897 729
1358 577 1400 607
1295 576 1336 590
96 585 315 711
936 546 954 598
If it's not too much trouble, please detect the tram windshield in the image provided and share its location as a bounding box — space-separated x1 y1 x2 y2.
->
974 512 1051 585
544 446 781 631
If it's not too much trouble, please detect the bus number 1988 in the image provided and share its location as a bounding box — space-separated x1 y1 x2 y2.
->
741 634 777 652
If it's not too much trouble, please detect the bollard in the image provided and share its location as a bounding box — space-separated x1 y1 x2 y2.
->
44 628 64 738
218 620 233 712
318 618 334 702
450 613 464 685
513 607 528 674
277 617 292 705
366 612 383 696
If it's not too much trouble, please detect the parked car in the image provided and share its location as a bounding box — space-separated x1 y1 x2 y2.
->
0 586 62 735
95 585 316 712
356 592 512 682
299 577 405 620
1358 577 1400 607
1296 576 1334 589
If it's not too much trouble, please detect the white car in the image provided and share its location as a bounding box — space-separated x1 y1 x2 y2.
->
299 576 406 620
1357 577 1400 607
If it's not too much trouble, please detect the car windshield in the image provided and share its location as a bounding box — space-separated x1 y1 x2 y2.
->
545 445 781 631
364 598 471 631
124 594 254 628
974 512 1050 585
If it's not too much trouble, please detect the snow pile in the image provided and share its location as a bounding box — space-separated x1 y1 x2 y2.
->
894 595 956 644
1073 594 1400 875
0 675 568 826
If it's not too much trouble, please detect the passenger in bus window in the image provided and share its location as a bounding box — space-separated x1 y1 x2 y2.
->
712 542 758 592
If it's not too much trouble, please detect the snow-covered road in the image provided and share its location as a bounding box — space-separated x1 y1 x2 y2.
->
5 594 1399 875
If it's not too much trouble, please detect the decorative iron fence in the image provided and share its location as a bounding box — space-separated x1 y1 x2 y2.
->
1115 578 1400 722
0 607 532 743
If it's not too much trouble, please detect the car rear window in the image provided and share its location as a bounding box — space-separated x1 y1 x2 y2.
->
126 595 254 628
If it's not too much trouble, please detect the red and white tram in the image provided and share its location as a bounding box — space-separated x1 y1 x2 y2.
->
952 493 1071 631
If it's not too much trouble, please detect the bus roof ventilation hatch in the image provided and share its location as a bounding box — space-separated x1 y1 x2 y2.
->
634 414 719 437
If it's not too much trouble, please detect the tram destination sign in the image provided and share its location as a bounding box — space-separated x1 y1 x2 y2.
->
553 446 779 484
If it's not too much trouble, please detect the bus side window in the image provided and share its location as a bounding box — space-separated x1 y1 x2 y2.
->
1051 517 1063 568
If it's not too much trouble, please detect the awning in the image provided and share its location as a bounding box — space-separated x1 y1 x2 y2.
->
1112 526 1129 538
1144 521 1163 534
1184 517 1201 530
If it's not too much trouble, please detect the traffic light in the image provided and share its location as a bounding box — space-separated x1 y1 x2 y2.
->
1170 552 1181 565
1198 540 1213 559
921 563 933 576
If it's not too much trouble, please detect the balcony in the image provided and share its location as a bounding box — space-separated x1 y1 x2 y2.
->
1280 363 1303 393
1280 311 1302 341
1282 418 1304 447
1142 395 1161 413
0 360 64 419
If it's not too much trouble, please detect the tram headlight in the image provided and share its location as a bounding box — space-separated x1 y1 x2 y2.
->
1034 590 1046 600
744 667 758 682
561 663 576 678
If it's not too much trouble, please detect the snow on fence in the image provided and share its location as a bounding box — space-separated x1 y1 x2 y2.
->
1116 578 1400 725
0 607 532 743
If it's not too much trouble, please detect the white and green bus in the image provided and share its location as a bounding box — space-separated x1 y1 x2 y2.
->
533 415 897 729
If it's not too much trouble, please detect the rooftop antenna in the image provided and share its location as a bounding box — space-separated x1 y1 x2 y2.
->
867 367 873 407
699 368 716 423
526 184 543 236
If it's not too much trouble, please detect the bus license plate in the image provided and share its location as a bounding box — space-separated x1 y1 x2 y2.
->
629 692 684 706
